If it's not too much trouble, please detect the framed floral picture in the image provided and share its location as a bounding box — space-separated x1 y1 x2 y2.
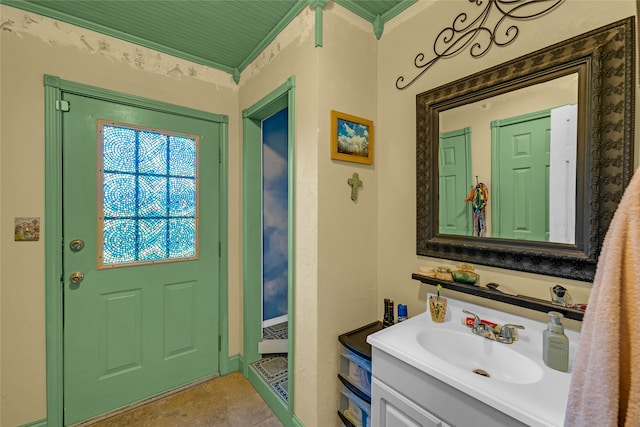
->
330 110 374 165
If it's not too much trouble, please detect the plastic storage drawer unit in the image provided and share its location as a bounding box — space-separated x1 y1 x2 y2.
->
337 321 383 426
339 342 372 397
339 381 371 427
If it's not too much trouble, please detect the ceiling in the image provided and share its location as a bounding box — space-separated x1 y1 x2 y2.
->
4 0 417 82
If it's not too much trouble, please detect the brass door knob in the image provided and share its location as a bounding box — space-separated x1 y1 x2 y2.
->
69 272 84 285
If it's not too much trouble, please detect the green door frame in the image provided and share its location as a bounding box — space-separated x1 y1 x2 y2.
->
242 77 301 426
42 75 229 427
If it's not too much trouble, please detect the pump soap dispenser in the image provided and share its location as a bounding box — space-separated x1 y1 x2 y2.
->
543 311 569 372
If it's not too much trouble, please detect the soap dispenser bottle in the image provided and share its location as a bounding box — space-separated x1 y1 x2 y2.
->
543 311 569 372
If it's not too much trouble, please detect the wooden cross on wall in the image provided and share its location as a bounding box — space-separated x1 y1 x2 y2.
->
347 173 363 201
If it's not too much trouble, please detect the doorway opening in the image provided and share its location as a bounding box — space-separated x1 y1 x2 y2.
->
242 77 295 423
253 107 289 403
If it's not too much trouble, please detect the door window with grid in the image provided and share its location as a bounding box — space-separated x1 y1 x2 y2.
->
97 121 199 268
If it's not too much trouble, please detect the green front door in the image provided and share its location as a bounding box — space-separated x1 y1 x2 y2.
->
62 93 220 425
439 128 472 236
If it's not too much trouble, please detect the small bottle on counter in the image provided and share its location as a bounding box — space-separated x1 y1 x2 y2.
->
383 298 395 327
397 304 408 322
543 311 569 372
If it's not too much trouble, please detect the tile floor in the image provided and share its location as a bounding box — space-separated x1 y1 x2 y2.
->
83 372 284 427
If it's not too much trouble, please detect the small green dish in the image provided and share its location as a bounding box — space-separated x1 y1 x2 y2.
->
452 270 479 285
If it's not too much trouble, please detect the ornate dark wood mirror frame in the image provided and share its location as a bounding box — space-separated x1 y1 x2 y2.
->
416 18 635 282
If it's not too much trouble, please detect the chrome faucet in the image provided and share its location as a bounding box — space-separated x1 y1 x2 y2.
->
462 310 524 344
463 310 496 340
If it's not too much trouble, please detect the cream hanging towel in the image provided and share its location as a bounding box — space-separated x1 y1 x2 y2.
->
565 169 640 426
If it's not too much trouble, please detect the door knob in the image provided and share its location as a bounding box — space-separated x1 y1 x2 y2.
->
69 272 84 285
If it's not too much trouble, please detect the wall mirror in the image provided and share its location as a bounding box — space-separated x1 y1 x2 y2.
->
416 18 635 282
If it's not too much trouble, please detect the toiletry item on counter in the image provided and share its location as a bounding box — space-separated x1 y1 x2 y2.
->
428 294 447 323
451 269 479 285
434 266 453 281
543 311 569 372
461 316 498 329
450 264 479 285
383 298 395 327
460 316 521 341
418 266 436 277
550 284 573 307
549 284 587 309
457 263 475 272
397 304 408 322
486 283 519 296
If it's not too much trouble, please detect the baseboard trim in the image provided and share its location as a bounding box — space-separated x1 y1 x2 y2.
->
19 419 47 427
228 353 244 372
246 367 289 422
246 364 304 427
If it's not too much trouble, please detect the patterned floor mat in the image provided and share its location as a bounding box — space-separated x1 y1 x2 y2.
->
251 354 288 403
263 322 288 340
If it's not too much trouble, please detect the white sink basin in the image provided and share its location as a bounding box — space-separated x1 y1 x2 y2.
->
416 328 544 384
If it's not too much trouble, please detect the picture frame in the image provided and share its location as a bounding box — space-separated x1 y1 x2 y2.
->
14 217 40 241
330 110 374 165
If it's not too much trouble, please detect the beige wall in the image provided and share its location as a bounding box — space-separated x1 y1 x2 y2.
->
239 7 322 425
238 5 379 426
0 5 240 426
317 6 378 424
376 0 638 326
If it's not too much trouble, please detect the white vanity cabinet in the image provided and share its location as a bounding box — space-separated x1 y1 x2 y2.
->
372 377 449 427
371 347 526 427
367 295 579 427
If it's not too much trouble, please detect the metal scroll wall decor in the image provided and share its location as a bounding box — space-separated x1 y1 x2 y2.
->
395 0 565 90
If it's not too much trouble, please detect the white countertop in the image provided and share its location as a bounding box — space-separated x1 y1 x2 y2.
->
367 295 580 427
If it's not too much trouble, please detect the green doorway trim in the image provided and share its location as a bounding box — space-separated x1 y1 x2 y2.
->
43 75 229 427
242 76 297 426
